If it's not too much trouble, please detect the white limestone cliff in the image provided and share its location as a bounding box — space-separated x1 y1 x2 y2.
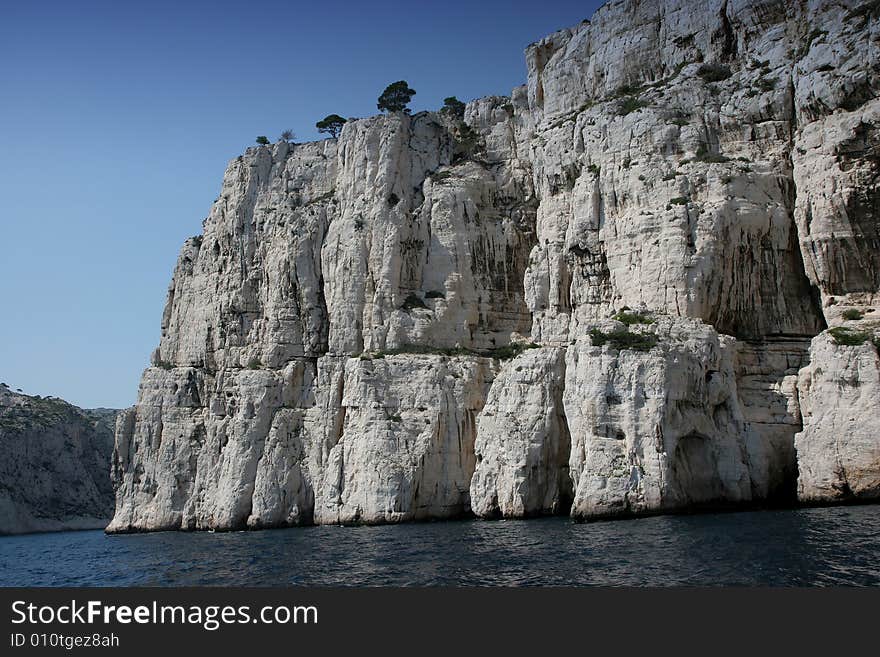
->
795 327 880 503
470 346 571 518
564 317 754 519
109 0 880 532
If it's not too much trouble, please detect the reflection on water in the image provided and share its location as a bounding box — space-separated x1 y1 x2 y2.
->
1 506 879 586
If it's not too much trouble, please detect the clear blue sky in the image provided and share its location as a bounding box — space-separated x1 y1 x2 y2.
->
0 0 603 409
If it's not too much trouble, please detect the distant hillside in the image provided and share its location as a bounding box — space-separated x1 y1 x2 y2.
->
0 384 117 534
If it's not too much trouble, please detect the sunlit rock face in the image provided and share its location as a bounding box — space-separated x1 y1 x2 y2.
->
562 317 754 520
109 0 880 532
795 331 880 504
470 347 571 519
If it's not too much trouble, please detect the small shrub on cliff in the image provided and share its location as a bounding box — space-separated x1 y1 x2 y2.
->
670 196 689 206
255 136 270 145
613 310 655 325
247 357 262 370
430 170 455 183
280 129 295 142
484 342 540 360
694 144 731 163
369 342 539 361
697 64 732 83
755 77 777 92
612 83 645 98
155 360 173 370
842 309 865 321
700 152 731 163
618 96 649 116
590 328 658 352
828 327 871 346
401 294 428 311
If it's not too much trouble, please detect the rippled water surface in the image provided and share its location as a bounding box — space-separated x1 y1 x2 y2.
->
2 506 880 586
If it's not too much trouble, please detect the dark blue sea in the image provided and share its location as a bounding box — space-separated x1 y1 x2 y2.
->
2 506 879 586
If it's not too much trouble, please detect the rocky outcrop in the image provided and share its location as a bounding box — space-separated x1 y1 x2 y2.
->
795 327 880 503
108 354 495 532
563 317 754 519
110 0 880 532
314 354 494 525
0 385 116 534
470 346 571 518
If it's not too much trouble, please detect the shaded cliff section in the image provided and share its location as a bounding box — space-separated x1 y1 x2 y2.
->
0 385 117 534
109 0 880 532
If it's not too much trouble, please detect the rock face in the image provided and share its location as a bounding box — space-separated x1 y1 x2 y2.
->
109 355 494 531
470 347 571 518
110 0 880 532
0 385 116 534
795 329 880 503
565 317 754 519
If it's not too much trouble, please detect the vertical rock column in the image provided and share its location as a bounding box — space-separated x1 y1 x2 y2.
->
470 347 571 518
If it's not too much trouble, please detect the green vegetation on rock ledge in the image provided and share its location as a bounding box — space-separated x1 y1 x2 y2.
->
613 310 655 325
697 63 732 82
590 328 658 352
485 342 541 360
365 342 540 361
618 96 649 116
695 144 731 163
828 326 879 348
